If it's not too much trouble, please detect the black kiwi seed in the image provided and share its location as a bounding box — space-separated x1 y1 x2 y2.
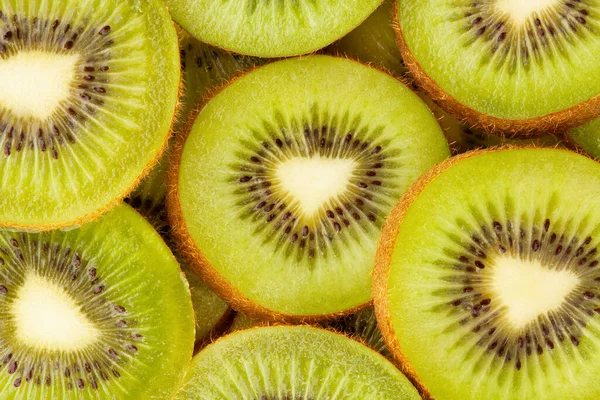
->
0 14 112 159
229 107 402 265
435 215 600 371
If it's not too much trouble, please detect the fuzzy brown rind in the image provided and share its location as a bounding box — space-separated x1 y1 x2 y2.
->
166 64 371 324
391 3 600 139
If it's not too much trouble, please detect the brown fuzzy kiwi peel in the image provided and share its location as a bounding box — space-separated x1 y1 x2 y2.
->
391 3 600 139
166 69 371 323
372 146 537 399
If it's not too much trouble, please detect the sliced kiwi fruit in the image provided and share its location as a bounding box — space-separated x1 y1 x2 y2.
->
396 1 600 137
168 55 450 321
374 147 600 399
0 204 194 399
231 308 391 358
326 0 406 77
174 325 420 400
567 117 600 159
0 0 179 229
162 0 383 58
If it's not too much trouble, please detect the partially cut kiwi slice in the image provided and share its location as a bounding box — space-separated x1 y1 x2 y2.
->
168 55 450 321
568 117 600 159
162 0 383 57
174 326 420 399
0 0 179 229
0 204 194 399
396 1 600 137
374 148 600 399
327 0 406 77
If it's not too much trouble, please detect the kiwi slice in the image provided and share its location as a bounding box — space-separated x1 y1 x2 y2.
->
0 0 179 229
0 204 194 399
327 0 406 77
231 308 391 358
162 0 382 58
396 1 600 137
567 117 600 159
374 148 600 399
174 326 420 399
168 55 450 321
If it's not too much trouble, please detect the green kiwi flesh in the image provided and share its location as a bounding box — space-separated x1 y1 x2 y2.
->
397 1 600 127
0 204 194 399
173 326 420 400
162 0 383 57
377 148 600 399
0 0 179 229
568 117 600 159
171 55 450 319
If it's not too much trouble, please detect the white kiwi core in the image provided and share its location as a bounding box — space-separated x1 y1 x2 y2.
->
496 0 558 24
0 50 79 120
275 156 356 216
10 273 100 351
491 256 580 330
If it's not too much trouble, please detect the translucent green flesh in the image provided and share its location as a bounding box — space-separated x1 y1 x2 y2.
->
174 326 420 399
385 149 600 400
328 0 407 77
178 55 449 316
398 1 600 119
569 117 600 159
163 0 382 57
0 0 179 228
0 205 195 399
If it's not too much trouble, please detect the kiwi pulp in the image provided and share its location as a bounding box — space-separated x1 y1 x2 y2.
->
375 148 600 399
0 0 180 229
396 0 600 136
168 55 450 321
0 205 194 399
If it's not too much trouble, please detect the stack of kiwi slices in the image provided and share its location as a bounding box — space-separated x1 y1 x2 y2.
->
9 0 600 399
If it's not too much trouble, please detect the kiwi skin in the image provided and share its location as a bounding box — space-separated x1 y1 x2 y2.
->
392 4 600 139
166 103 371 323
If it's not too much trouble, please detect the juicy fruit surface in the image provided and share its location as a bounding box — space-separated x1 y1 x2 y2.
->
0 205 194 399
162 0 382 57
568 117 600 159
175 55 449 317
398 1 600 119
0 0 179 228
380 148 600 399
174 326 420 400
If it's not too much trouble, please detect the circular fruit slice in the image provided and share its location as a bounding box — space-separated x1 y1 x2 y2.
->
374 148 600 399
168 55 450 321
162 0 382 57
173 326 420 400
0 0 179 229
0 204 194 399
396 1 600 137
567 117 600 159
